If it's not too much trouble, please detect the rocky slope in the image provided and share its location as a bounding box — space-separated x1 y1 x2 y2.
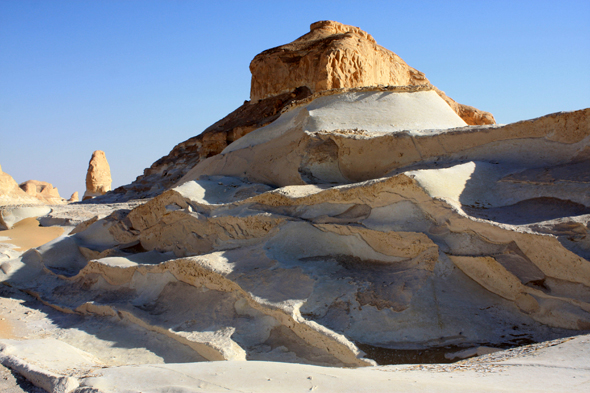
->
2 100 589 371
0 165 69 207
1 20 589 393
109 87 313 200
105 21 494 202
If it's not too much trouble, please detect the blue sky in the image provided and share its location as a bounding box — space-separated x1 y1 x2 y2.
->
1 0 589 198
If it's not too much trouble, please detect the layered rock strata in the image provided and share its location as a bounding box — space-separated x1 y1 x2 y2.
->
3 164 589 366
107 87 312 200
184 92 589 187
1 20 589 390
250 20 495 125
2 104 589 367
1 165 68 206
99 21 494 202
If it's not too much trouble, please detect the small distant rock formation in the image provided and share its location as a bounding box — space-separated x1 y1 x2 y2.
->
250 20 495 125
0 164 34 205
68 191 79 203
1 20 590 384
1 164 67 205
83 150 112 201
19 180 62 202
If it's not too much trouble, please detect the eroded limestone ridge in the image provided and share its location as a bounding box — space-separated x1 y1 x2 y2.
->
101 21 496 202
83 150 112 201
250 20 495 126
0 164 70 206
20 180 61 200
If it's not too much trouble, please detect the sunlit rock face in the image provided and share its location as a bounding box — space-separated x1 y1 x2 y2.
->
1 20 590 380
83 150 112 200
0 164 38 207
250 20 495 125
19 180 66 204
0 165 69 209
104 20 494 202
4 106 589 367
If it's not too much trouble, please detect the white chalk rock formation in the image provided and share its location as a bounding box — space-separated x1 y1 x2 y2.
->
107 21 494 202
3 103 589 365
182 89 589 188
1 164 70 208
83 150 112 200
250 20 495 126
0 20 589 392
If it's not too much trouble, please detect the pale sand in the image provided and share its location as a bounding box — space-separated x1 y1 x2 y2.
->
0 217 63 252
0 317 13 339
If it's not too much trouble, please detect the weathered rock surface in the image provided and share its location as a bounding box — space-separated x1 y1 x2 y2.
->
98 21 493 203
1 283 587 393
83 151 112 200
68 191 79 203
107 87 312 201
183 91 589 188
0 165 61 207
250 20 495 125
2 161 590 377
1 165 36 205
1 165 72 207
1 20 590 393
2 100 589 370
0 206 52 231
18 180 67 205
20 180 60 199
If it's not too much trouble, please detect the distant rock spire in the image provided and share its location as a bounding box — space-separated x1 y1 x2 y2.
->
83 150 112 200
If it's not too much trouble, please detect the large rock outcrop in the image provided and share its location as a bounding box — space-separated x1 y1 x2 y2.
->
19 179 68 205
83 150 112 200
1 20 590 389
183 92 589 188
250 20 495 126
107 87 313 200
2 103 588 368
101 21 494 202
1 165 68 206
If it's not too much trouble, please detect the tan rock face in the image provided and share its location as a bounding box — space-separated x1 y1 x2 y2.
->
1 165 66 205
68 191 79 203
19 180 62 200
250 20 494 126
83 150 112 200
0 164 19 196
105 21 496 203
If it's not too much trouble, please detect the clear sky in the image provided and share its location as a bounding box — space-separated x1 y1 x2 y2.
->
1 0 589 199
